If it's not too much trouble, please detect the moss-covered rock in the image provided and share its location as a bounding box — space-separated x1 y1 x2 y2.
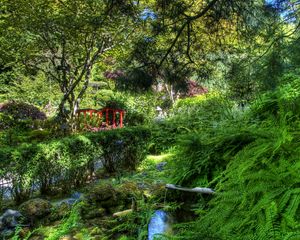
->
85 183 117 204
49 202 72 222
19 198 52 220
81 203 106 220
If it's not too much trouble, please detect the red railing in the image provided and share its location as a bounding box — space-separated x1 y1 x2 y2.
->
76 108 125 131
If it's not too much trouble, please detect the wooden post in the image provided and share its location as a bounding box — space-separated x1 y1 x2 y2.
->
113 110 116 128
98 111 102 128
120 111 123 128
84 111 87 128
106 109 109 126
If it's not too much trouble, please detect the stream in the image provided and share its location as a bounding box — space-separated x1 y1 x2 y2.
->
148 210 173 240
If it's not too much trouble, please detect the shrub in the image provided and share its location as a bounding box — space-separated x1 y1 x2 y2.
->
0 136 97 203
149 92 235 154
88 126 151 173
0 126 150 203
0 101 46 130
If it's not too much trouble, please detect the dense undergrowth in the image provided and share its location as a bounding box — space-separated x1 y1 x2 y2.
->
166 74 300 239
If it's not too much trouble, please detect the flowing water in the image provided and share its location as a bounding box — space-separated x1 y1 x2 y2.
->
148 210 172 240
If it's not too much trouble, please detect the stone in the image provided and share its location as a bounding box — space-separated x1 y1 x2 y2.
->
0 209 23 229
50 202 71 221
81 205 106 220
85 183 117 204
60 235 74 240
19 198 52 219
156 162 167 171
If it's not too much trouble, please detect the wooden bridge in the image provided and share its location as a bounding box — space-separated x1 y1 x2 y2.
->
76 108 125 131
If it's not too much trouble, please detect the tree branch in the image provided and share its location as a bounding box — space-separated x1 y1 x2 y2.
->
159 0 220 67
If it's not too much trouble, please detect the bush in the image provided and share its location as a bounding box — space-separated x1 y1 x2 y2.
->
0 101 46 130
88 126 151 173
0 126 151 203
0 136 97 203
148 92 234 154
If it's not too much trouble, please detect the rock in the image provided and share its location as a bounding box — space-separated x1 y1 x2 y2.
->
0 209 23 229
19 198 52 219
81 204 106 220
71 192 82 200
50 202 71 221
156 162 167 171
60 235 74 240
85 183 117 204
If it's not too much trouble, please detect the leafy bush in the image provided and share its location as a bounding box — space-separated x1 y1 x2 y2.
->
170 125 255 187
149 92 234 154
0 135 97 203
0 101 46 130
0 126 150 203
88 126 151 173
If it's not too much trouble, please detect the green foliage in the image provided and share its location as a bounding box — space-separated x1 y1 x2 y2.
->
0 101 46 130
0 126 150 203
149 93 234 154
108 198 154 240
181 122 300 239
94 91 160 126
170 126 255 187
46 203 87 240
250 72 300 120
0 135 97 203
1 72 61 110
89 126 151 173
172 75 300 239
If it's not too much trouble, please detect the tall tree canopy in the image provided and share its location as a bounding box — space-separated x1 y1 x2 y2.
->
1 0 138 126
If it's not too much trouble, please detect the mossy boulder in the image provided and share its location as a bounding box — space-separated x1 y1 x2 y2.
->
80 203 106 220
19 198 52 220
49 202 71 222
85 183 117 205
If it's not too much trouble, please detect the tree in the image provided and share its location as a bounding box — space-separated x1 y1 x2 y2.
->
2 0 138 128
127 0 300 100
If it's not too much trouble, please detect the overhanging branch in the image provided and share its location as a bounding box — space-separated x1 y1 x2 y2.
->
159 0 220 67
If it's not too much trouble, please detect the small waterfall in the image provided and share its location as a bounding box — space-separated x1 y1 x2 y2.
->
148 210 172 240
